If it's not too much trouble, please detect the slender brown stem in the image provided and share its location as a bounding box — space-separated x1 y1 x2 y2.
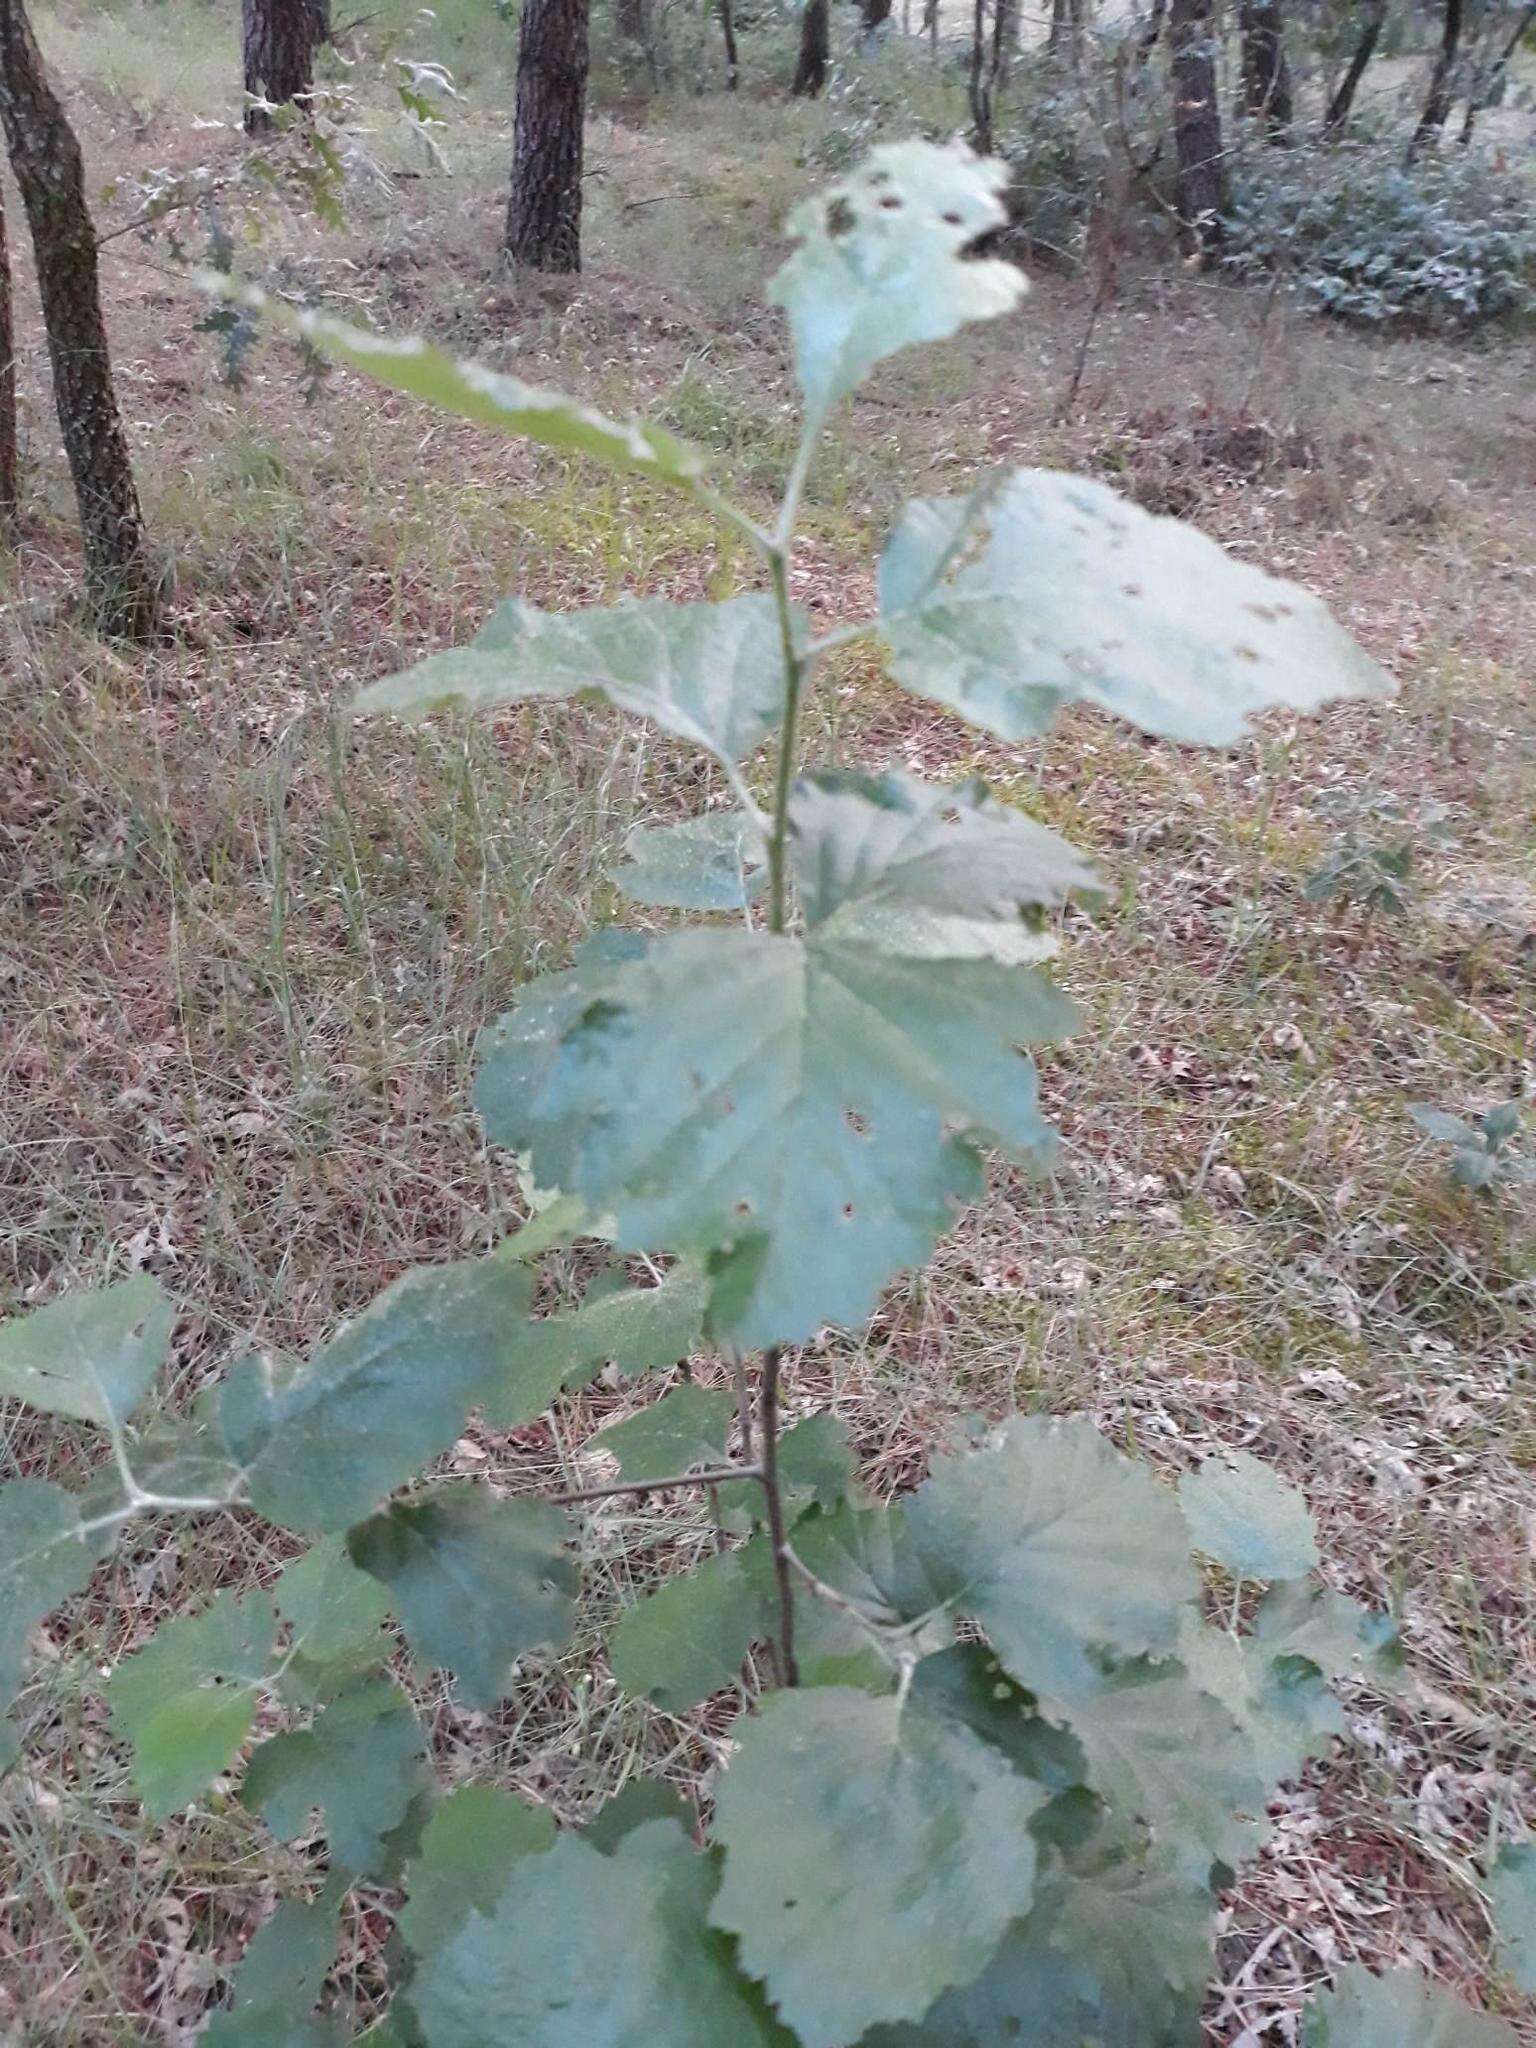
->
547 1463 759 1508
757 1346 800 1686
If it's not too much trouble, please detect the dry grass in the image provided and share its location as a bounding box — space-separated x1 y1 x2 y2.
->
1 11 1534 2042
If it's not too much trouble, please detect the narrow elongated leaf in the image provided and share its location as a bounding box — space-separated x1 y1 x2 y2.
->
107 1592 278 1818
0 1275 173 1429
1489 1841 1536 1995
879 468 1392 747
484 1257 708 1428
790 768 1098 961
244 1678 428 1874
769 141 1026 416
595 1384 735 1485
476 928 1074 1349
355 594 790 771
348 1486 576 1709
903 1417 1199 1696
413 1820 791 2047
1179 1450 1319 1582
218 1259 532 1532
0 1479 115 1741
197 277 707 486
1304 1964 1519 2046
610 1547 761 1713
709 1687 1043 2048
614 812 767 911
399 1786 556 1960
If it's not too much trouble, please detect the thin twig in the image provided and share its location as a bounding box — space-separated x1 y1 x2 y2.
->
757 1346 800 1685
546 1463 759 1508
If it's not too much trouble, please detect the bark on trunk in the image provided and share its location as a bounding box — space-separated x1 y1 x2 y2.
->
0 0 158 634
970 0 993 151
1239 0 1293 137
1321 0 1387 139
719 0 740 86
242 0 317 136
862 0 893 29
0 176 16 535
505 0 589 273
1170 0 1224 260
1048 0 1080 56
793 0 830 94
992 0 1015 82
1407 0 1463 159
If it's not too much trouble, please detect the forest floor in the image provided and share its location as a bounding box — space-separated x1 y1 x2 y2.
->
2 9 1534 2044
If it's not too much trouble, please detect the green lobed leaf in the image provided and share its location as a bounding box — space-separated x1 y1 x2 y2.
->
483 1256 707 1428
709 1687 1044 2048
0 1274 174 1429
196 276 708 487
594 1383 735 1485
1303 1964 1519 2046
614 811 767 912
398 1786 556 1960
769 141 1026 417
1176 1612 1342 1793
218 1258 533 1532
1178 1450 1320 1582
609 1546 761 1713
1409 1104 1482 1147
0 1479 117 1744
1489 1841 1536 1995
347 1485 576 1710
106 1591 278 1818
909 1642 1087 1795
879 468 1392 748
716 1413 858 1530
583 1778 693 1853
790 768 1099 963
412 1820 791 2047
902 1416 1199 1697
475 928 1074 1349
275 1535 393 1666
203 2013 344 2048
244 1677 428 1875
219 1873 345 2023
354 594 790 771
1249 1577 1405 1688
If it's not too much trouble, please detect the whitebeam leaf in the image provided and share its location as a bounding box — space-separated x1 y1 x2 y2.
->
1304 1964 1519 2046
708 1687 1044 2048
1 1479 116 1748
0 1275 174 1429
614 811 768 911
354 594 791 770
770 141 1026 416
1178 1450 1320 1583
195 277 708 487
474 929 1075 1348
243 1677 429 1874
879 469 1393 747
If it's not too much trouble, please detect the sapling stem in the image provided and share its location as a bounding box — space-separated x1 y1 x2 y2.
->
546 1463 761 1508
757 1345 800 1687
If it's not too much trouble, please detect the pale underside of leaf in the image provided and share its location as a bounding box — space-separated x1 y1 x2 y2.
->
1304 1963 1520 2047
614 811 768 912
1178 1449 1320 1583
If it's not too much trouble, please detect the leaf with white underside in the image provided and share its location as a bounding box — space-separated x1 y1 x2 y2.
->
195 276 707 487
398 1785 556 1960
902 1417 1199 1697
709 1687 1044 2048
790 769 1098 962
244 1677 427 1875
1304 1965 1519 2046
348 1486 576 1709
354 594 791 771
218 1258 532 1532
769 141 1026 416
614 811 767 912
1179 1450 1320 1582
1178 1613 1342 1791
475 928 1074 1348
413 1820 792 2047
1489 1841 1536 1995
595 1383 735 1485
106 1591 278 1818
879 469 1392 748
610 1546 761 1712
0 1275 173 1429
1249 1577 1405 1688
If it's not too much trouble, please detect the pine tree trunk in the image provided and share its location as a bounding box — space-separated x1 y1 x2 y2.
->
505 0 589 273
0 0 158 635
793 0 829 94
1239 0 1293 137
1407 0 1463 159
1321 0 1387 139
1169 0 1225 260
243 0 318 135
0 175 16 535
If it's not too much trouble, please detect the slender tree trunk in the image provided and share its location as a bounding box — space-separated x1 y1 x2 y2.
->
1239 0 1293 137
1459 0 1534 143
0 176 16 535
1321 0 1387 138
1136 0 1168 60
505 0 588 273
242 0 318 135
793 0 829 94
1407 0 1463 159
0 0 158 634
991 0 1015 82
1170 0 1225 260
719 0 740 87
1048 0 1078 55
862 0 894 30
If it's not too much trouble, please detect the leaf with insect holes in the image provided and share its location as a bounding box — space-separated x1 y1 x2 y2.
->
347 1486 576 1709
354 594 791 772
0 1274 174 1429
244 1677 428 1875
1304 1964 1519 2046
614 811 768 912
610 1546 762 1713
195 277 708 487
1178 1451 1320 1582
1489 1841 1536 1995
1248 1577 1404 1689
770 141 1026 416
0 1479 117 1747
879 469 1392 747
909 1643 1088 1795
595 1383 736 1486
413 1820 793 2047
218 1258 532 1533
789 769 1099 962
902 1417 1199 1697
482 1256 708 1427
475 928 1074 1349
106 1591 278 1818
709 1686 1044 2048
399 1786 556 1960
